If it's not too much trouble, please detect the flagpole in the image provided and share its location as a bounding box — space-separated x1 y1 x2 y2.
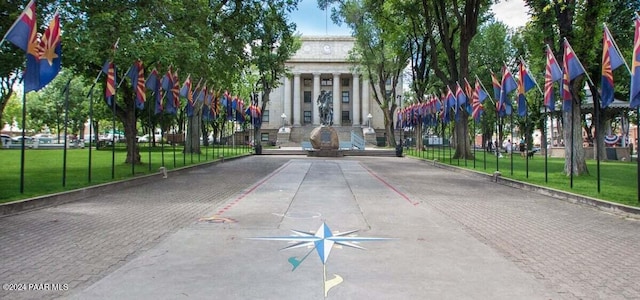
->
525 113 529 178
62 79 71 187
111 84 116 180
131 89 135 176
19 91 27 194
148 98 152 171
570 101 574 189
88 84 94 183
510 113 514 175
544 107 548 182
86 68 104 183
588 81 602 193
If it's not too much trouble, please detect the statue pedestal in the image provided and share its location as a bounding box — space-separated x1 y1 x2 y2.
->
310 126 339 150
308 126 341 157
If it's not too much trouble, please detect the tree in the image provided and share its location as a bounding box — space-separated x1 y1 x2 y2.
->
428 0 489 159
525 0 616 175
247 1 300 148
468 21 512 151
0 0 37 127
59 0 278 164
326 0 410 147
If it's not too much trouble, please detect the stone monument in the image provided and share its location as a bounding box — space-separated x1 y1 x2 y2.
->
308 91 341 157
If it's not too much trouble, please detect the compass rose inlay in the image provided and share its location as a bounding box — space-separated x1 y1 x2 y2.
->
250 222 392 297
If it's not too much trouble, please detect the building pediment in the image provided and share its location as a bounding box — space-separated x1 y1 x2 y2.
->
290 36 355 63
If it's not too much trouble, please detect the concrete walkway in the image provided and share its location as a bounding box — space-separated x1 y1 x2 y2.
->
1 156 639 299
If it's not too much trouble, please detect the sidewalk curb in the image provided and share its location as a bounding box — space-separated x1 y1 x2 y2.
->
413 157 640 218
0 155 250 217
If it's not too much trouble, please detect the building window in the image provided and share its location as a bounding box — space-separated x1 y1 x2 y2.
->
303 79 312 87
262 110 269 122
385 78 392 86
304 91 312 103
341 111 350 122
261 133 269 141
304 111 312 124
342 78 350 87
321 78 333 86
342 91 349 103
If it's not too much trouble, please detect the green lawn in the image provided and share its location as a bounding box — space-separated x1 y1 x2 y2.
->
405 146 640 207
0 144 252 203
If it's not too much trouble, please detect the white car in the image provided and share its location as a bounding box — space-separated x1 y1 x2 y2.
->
137 134 162 143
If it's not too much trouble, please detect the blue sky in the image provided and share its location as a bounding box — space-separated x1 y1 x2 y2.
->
288 0 529 36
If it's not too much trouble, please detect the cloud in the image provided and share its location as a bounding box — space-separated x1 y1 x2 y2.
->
491 0 530 28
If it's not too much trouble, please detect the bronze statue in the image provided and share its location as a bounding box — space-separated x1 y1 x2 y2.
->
317 90 333 126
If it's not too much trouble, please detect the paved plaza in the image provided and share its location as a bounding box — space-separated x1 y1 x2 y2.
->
0 155 639 299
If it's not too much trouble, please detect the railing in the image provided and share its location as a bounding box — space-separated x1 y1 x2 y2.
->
351 131 365 150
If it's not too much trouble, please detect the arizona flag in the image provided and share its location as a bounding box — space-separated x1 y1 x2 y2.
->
517 60 536 117
102 60 116 106
3 0 40 93
471 79 485 122
600 25 625 108
500 65 517 116
544 45 563 111
562 38 587 111
630 15 640 109
145 67 162 114
126 60 146 109
3 0 37 52
34 11 61 92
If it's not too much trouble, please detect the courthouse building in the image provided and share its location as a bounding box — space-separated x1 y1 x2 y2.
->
258 36 402 144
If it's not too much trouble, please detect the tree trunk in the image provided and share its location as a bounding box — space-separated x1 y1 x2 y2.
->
562 97 588 175
454 111 472 158
121 87 141 164
383 108 397 147
185 102 203 154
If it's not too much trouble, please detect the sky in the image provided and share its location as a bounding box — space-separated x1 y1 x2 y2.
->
288 0 530 36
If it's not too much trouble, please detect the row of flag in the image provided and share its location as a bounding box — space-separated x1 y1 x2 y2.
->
1 1 262 128
397 13 640 130
101 60 263 127
2 0 61 93
3 2 640 131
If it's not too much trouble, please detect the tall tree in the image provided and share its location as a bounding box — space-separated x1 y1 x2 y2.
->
326 0 410 147
525 0 615 175
428 0 488 159
247 0 300 149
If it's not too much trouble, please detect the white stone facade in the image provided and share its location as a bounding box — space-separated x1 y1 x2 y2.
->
263 36 400 134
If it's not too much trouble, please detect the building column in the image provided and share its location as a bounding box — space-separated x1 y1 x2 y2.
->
362 77 370 128
313 72 321 125
293 72 301 127
332 72 341 126
283 76 291 127
352 73 360 126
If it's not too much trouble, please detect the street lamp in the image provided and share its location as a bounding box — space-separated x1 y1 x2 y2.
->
367 113 372 129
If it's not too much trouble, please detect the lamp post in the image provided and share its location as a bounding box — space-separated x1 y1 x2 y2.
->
367 113 372 129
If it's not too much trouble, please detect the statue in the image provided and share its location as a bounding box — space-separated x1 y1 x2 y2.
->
317 90 333 126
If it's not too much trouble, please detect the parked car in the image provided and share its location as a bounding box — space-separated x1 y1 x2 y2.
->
1 134 12 147
137 134 162 143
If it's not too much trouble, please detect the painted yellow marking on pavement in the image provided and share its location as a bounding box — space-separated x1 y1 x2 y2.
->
198 215 237 223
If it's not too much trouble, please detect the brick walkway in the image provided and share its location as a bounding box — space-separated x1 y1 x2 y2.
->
0 157 290 300
1 156 639 299
364 158 640 300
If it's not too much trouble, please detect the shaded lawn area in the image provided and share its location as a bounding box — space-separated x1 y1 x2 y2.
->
405 147 639 207
0 144 252 203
